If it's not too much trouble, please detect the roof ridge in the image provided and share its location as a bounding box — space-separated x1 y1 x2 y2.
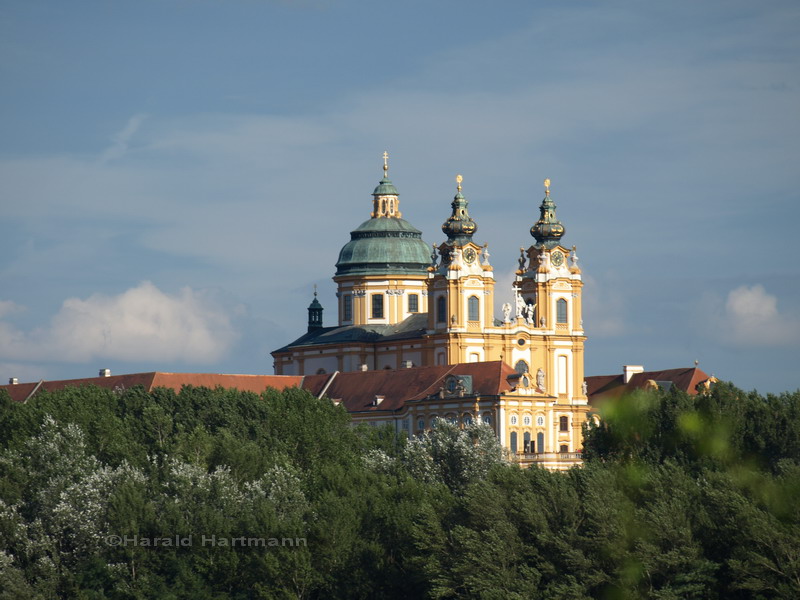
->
412 364 460 400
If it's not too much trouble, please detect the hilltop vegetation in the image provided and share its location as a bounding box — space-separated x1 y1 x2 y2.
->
0 382 798 599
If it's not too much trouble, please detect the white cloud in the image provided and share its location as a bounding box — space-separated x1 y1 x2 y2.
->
0 300 25 319
100 113 148 163
718 284 800 346
0 282 238 364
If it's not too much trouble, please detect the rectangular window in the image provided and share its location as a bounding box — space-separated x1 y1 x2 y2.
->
559 416 569 432
437 296 447 323
343 295 352 321
408 293 419 313
371 294 384 319
558 355 568 395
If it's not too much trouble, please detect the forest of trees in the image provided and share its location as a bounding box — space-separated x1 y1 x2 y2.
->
0 380 798 599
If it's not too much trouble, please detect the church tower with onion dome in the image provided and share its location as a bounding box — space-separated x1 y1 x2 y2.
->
505 179 588 455
271 157 590 469
426 175 497 365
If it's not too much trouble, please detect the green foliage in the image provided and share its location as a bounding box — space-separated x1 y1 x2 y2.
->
0 381 798 598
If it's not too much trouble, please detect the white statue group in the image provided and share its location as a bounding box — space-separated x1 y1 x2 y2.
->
501 290 535 325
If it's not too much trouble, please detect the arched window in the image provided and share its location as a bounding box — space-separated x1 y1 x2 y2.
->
408 293 419 313
437 296 447 323
482 413 492 425
556 298 568 324
523 431 531 453
537 432 544 454
510 431 518 454
462 413 472 426
514 360 529 375
468 295 480 321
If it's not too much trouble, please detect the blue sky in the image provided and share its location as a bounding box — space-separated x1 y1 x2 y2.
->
1 0 798 393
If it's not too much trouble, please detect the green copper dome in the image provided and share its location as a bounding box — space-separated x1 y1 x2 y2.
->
372 177 399 196
335 217 431 277
531 180 565 249
441 175 477 245
336 154 431 277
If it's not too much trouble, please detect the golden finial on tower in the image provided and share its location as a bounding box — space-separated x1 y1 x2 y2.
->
456 174 463 192
544 178 551 196
383 151 389 177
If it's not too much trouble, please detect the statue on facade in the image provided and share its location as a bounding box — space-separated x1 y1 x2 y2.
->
540 315 546 327
538 250 549 268
502 302 512 323
451 247 462 268
536 368 546 391
481 243 491 266
581 380 588 396
523 301 536 325
430 243 438 268
518 247 527 271
515 291 526 320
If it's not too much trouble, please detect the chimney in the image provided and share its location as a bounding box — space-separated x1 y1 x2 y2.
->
623 365 644 383
402 360 414 369
8 377 18 385
99 368 111 378
360 364 369 372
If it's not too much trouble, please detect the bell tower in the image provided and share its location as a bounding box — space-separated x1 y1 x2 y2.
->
427 175 496 365
512 179 586 402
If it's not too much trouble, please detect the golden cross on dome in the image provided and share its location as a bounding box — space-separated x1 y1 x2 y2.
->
383 151 389 176
456 174 463 192
544 178 551 195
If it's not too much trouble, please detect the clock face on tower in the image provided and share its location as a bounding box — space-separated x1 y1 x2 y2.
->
550 250 564 267
463 247 477 264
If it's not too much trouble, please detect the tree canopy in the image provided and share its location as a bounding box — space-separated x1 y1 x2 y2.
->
0 381 798 599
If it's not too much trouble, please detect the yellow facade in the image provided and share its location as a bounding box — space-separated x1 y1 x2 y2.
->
272 161 588 468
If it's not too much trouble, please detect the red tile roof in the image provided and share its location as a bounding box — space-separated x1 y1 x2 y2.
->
1 363 516 414
0 372 303 403
586 366 714 410
302 361 517 414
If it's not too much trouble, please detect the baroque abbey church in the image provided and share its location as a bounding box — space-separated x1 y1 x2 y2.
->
2 154 716 470
272 155 590 468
